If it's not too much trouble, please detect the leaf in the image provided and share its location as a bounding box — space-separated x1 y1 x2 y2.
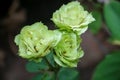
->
104 1 120 40
89 11 102 34
46 51 55 67
26 59 49 73
92 51 120 80
57 68 79 80
32 72 55 80
32 74 43 80
43 72 55 80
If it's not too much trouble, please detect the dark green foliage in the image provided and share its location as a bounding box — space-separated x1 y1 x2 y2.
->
32 74 43 80
89 11 102 34
26 59 49 73
32 72 55 80
57 68 80 80
104 1 120 41
46 51 56 67
93 51 120 80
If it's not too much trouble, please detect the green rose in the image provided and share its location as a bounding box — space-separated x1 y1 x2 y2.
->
53 31 84 67
52 1 95 35
15 22 62 62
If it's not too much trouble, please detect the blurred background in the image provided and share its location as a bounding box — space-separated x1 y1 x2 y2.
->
0 0 120 80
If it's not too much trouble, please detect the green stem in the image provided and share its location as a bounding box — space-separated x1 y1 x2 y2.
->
44 56 61 80
44 57 54 71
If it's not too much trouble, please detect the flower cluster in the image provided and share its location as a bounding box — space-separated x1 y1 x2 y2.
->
14 1 95 67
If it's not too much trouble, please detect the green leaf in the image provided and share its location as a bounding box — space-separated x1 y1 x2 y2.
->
89 11 102 34
32 74 43 80
32 72 55 80
57 68 79 80
93 51 120 80
43 72 55 80
104 1 120 40
46 51 55 67
26 59 49 73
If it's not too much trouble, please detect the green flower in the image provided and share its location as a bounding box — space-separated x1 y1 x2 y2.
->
52 1 95 35
15 22 62 62
54 31 84 67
